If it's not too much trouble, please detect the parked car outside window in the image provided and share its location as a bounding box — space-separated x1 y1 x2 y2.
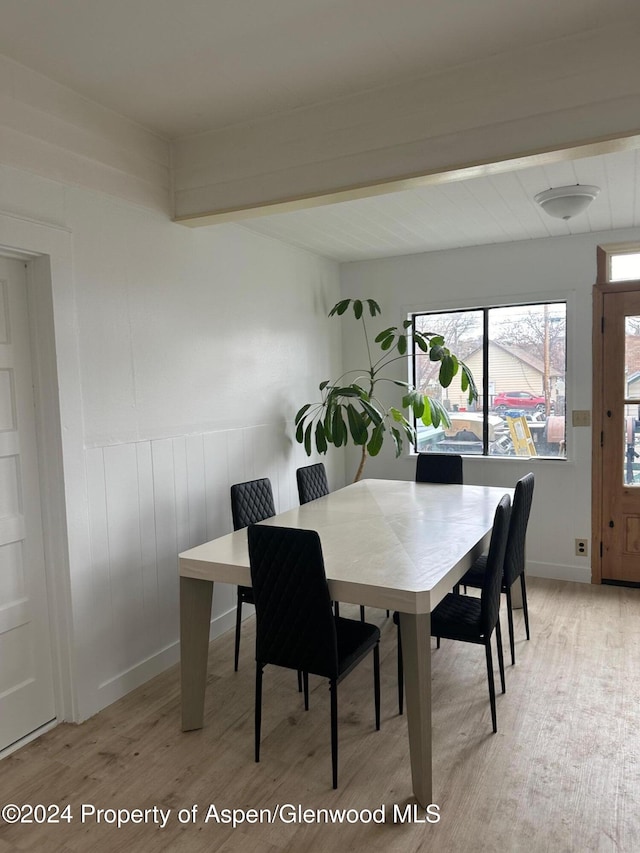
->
493 391 547 414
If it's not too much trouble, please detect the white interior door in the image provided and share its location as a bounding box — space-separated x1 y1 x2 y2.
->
0 256 56 752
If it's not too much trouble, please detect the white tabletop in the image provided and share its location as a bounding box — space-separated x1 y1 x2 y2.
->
179 478 510 615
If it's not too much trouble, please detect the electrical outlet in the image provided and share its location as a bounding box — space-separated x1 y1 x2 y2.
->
575 538 588 556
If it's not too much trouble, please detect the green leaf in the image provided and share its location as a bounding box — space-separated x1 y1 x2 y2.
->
315 420 328 454
332 407 347 447
360 398 383 426
333 386 360 398
412 397 425 419
430 398 442 428
329 299 351 316
319 380 329 391
296 417 306 443
390 426 402 457
413 334 428 352
353 299 363 319
367 421 385 456
439 354 455 387
397 335 407 355
374 326 395 343
421 399 432 426
402 319 413 329
429 344 444 362
295 403 311 425
460 362 478 403
389 407 405 423
424 397 451 430
366 299 381 316
324 406 334 441
400 420 416 444
380 334 395 351
350 383 369 397
346 404 368 445
304 422 313 456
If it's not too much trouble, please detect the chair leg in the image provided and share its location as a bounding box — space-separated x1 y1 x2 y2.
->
234 595 243 672
303 672 309 711
360 605 365 622
255 663 263 762
334 602 340 617
436 636 441 649
495 619 506 694
505 586 516 666
521 573 531 640
484 641 497 734
297 669 302 693
330 679 338 789
373 643 381 730
396 620 404 715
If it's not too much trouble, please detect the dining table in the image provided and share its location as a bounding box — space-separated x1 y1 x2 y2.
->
178 477 511 806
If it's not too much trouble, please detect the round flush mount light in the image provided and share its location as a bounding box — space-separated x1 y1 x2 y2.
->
534 184 600 220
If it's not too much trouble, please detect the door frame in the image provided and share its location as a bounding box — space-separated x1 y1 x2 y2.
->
0 213 78 744
592 274 640 583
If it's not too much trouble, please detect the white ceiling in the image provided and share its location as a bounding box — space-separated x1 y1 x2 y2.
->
240 147 640 261
2 0 640 260
1 0 637 139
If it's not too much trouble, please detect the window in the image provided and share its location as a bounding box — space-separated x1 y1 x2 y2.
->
611 252 640 282
598 243 640 283
412 302 567 459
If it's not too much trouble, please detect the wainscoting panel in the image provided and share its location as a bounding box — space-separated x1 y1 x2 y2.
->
82 424 337 714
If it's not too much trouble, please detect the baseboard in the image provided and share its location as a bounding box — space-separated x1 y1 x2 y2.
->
0 719 58 760
527 560 591 583
92 607 237 717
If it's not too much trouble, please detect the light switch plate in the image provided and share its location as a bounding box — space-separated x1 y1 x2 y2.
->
572 410 591 427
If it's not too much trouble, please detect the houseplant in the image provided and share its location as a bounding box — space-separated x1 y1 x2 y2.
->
295 298 478 481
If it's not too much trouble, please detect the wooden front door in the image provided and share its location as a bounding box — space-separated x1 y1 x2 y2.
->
600 284 640 582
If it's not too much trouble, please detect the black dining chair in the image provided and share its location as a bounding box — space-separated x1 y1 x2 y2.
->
230 478 276 672
458 472 534 665
415 452 463 484
394 494 511 732
248 523 380 789
296 462 365 622
296 462 329 504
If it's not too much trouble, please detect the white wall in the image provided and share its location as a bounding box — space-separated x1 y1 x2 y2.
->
339 227 640 583
0 162 344 722
0 55 169 213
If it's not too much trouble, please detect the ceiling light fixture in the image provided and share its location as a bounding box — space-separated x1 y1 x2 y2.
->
534 184 600 220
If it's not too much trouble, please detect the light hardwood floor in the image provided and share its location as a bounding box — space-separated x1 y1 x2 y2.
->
1 577 638 852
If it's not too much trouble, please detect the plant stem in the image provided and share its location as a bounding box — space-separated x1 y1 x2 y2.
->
354 445 368 482
361 314 373 369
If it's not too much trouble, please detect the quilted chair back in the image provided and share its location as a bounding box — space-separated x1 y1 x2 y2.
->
415 453 463 484
503 473 535 589
480 494 511 637
248 524 339 679
296 463 330 505
230 478 276 531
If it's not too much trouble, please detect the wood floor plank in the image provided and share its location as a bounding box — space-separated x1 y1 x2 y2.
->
0 581 639 852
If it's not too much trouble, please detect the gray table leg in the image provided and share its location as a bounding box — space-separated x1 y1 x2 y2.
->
399 611 432 807
180 576 213 731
